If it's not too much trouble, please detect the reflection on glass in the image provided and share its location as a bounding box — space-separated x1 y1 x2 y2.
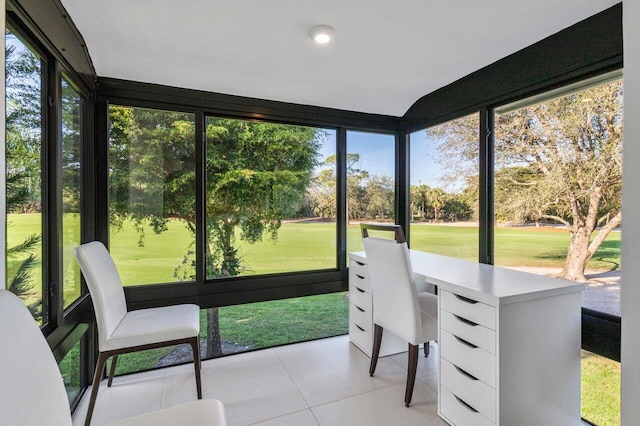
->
108 106 196 285
582 350 620 426
409 113 479 261
61 78 82 307
345 131 395 254
58 339 82 405
205 117 336 278
5 29 44 322
494 81 622 316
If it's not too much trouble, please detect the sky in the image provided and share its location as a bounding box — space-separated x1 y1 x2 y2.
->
315 129 452 190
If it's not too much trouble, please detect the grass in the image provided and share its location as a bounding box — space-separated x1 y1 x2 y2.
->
582 351 621 426
8 214 621 423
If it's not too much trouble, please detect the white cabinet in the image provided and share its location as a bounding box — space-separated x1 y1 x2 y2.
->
438 287 582 426
348 253 406 357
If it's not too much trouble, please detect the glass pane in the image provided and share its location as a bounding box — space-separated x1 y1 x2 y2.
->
61 78 82 307
494 80 622 317
409 113 479 261
58 338 82 405
203 292 348 358
346 131 395 254
5 29 44 323
107 293 348 374
582 350 620 426
108 106 196 285
205 117 335 278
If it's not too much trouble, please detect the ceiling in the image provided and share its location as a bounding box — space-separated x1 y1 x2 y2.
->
60 0 619 117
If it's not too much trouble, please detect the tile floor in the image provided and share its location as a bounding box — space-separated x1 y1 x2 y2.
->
72 335 448 426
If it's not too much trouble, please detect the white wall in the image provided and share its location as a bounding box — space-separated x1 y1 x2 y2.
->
621 1 640 424
1 1 6 290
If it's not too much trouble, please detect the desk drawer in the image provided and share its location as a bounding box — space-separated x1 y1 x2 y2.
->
441 290 496 331
349 266 372 293
349 321 372 354
349 283 372 313
441 330 496 388
441 309 496 354
349 303 372 333
441 358 496 422
440 386 494 426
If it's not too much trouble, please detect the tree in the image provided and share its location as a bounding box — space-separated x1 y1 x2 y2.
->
108 109 322 356
364 175 394 220
429 81 623 281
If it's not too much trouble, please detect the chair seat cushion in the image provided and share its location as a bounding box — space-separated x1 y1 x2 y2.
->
418 292 438 343
106 399 226 426
107 304 200 351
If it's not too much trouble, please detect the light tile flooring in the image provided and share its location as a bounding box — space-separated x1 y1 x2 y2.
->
73 335 448 425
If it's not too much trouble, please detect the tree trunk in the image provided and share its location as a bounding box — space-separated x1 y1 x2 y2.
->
206 308 222 358
561 228 592 281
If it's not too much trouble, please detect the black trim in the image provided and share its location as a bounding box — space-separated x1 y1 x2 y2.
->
97 78 401 133
6 0 96 91
404 4 623 132
479 108 494 264
396 130 410 242
337 128 348 272
582 307 621 362
123 270 346 310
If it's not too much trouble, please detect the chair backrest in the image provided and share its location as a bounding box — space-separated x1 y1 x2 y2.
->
74 241 128 351
362 236 422 344
0 290 72 425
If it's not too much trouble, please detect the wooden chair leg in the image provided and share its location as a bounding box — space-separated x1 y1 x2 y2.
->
107 355 118 387
405 343 419 407
369 325 383 376
85 352 109 426
190 336 202 399
423 341 430 357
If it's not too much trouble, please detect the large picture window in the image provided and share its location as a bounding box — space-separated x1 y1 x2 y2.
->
409 113 479 261
108 106 196 285
345 131 395 254
205 117 336 278
493 78 623 426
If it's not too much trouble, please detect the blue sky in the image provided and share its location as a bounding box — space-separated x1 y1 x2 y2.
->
315 129 447 188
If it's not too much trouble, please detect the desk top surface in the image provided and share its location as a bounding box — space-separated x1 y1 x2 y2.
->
349 250 584 306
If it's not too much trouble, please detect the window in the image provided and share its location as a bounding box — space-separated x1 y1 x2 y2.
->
108 106 196 285
409 113 479 260
345 131 396 254
205 117 336 277
58 338 82 405
61 77 83 307
5 29 45 322
493 78 623 425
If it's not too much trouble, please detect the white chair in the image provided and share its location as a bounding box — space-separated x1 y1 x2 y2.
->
362 229 438 407
74 241 202 425
0 289 226 426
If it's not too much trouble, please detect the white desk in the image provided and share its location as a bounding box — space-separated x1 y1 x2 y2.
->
348 250 584 426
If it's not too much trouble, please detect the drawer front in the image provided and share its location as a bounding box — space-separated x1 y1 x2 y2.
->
441 290 496 330
349 303 372 334
440 309 496 354
349 283 372 313
349 321 372 355
440 330 496 388
441 358 496 422
440 386 495 426
349 267 372 293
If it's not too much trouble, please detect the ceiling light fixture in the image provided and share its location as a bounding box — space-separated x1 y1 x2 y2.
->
309 25 335 44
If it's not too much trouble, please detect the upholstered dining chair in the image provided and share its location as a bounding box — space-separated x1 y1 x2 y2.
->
74 241 203 425
361 225 438 407
0 289 226 426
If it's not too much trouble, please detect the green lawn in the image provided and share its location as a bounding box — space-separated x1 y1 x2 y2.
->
9 214 621 424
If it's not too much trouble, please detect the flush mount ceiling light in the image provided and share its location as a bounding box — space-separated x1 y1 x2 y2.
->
309 25 336 44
